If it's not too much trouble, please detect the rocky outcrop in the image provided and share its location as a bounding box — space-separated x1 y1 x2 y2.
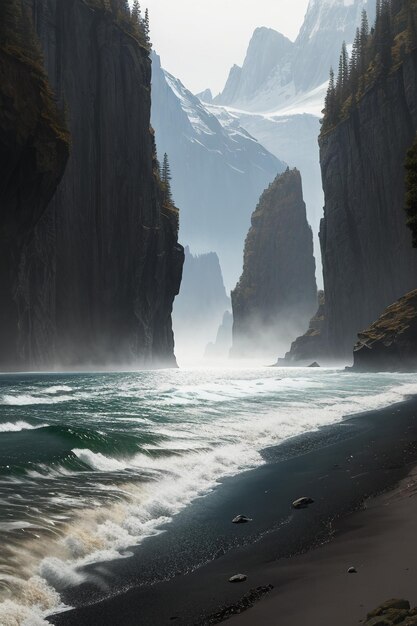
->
363 599 415 625
277 291 326 365
173 247 230 360
351 290 417 372
205 311 233 360
232 168 317 358
151 52 284 289
12 0 183 369
320 49 417 359
0 2 69 369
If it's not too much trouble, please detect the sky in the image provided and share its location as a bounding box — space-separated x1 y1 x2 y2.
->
140 0 310 95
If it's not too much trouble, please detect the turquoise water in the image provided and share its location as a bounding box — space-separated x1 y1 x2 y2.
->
1 366 417 624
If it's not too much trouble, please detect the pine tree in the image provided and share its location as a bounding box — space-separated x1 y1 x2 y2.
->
161 153 173 206
144 8 151 48
324 67 337 127
336 41 349 105
131 0 141 22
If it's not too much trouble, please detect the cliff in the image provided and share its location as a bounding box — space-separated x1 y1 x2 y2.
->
351 290 417 372
278 291 326 364
0 0 69 369
231 168 317 358
13 0 183 369
320 49 417 358
205 311 233 361
173 247 230 361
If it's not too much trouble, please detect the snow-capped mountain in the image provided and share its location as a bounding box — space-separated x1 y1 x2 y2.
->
151 53 285 289
214 0 374 113
205 0 375 282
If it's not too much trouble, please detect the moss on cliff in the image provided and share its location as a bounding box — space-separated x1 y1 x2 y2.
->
352 289 417 370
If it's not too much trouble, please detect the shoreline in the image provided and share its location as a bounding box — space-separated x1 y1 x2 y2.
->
50 395 417 626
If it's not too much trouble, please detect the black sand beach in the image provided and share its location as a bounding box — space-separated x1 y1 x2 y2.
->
50 396 417 626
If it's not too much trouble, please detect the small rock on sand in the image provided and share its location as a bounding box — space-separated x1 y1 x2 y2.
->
232 515 252 524
292 497 314 509
347 566 357 573
229 574 247 583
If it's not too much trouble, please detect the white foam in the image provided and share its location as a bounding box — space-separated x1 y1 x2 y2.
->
0 421 46 433
3 370 417 624
2 394 73 406
71 449 129 472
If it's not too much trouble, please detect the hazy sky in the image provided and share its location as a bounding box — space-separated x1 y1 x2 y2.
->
141 0 310 95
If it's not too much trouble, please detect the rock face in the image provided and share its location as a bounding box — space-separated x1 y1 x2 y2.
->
215 2 374 113
0 3 69 369
205 311 233 361
232 169 317 358
173 247 230 361
151 52 284 289
320 50 417 359
351 290 417 372
13 0 184 369
278 291 326 365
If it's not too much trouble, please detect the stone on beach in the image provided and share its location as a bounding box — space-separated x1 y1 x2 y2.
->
232 515 252 524
308 362 320 367
347 566 357 573
292 497 314 509
364 599 415 625
229 574 247 583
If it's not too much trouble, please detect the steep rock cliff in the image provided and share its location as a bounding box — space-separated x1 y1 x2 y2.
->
320 50 417 358
232 168 317 358
277 291 326 364
0 2 69 368
17 0 183 368
351 290 417 372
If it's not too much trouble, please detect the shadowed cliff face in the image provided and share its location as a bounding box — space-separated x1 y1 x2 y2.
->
15 0 183 369
0 6 69 369
320 50 417 359
232 168 317 359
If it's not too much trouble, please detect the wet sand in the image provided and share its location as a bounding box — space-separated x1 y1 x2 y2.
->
50 396 417 625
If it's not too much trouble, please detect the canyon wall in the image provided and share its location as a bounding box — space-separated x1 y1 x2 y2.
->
12 0 183 369
320 50 417 358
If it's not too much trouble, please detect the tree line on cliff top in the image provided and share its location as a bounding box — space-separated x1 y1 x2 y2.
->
322 0 417 133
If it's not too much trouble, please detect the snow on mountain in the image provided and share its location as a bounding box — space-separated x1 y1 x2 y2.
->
215 0 374 113
207 104 323 277
151 52 285 290
209 0 376 284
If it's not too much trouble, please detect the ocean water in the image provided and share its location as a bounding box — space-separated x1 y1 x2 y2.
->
1 366 417 624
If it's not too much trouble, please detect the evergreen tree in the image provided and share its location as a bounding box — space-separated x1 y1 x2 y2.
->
405 135 417 247
131 0 141 22
144 8 151 47
161 153 173 206
324 67 337 127
336 41 349 105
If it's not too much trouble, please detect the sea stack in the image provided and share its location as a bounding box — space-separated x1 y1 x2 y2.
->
231 168 317 358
